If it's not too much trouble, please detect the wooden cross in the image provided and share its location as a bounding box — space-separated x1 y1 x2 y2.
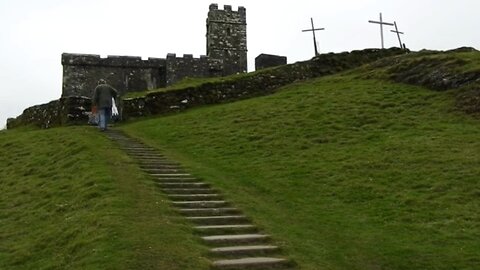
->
390 21 405 49
302 18 325 56
368 13 394 49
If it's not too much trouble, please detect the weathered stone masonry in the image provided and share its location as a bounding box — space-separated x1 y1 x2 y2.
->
255 54 287 70
207 4 247 75
62 54 166 97
62 4 247 98
61 53 224 97
165 54 223 85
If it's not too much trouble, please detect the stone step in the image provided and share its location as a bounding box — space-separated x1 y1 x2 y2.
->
186 215 249 225
105 131 296 268
150 173 192 178
142 168 186 174
130 154 166 159
125 149 158 153
140 164 182 169
172 200 230 208
212 257 291 269
194 224 257 235
122 147 156 151
108 134 130 138
202 234 270 246
137 159 172 163
167 194 223 201
129 152 164 155
109 140 127 143
157 182 210 188
120 144 152 149
161 188 216 195
125 149 160 153
143 168 186 173
128 151 162 156
117 139 142 142
210 245 280 257
105 135 127 140
124 146 156 149
139 162 180 167
178 207 240 216
134 156 170 160
154 178 199 183
123 147 156 150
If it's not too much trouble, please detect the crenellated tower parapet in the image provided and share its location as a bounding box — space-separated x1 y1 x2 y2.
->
208 4 246 22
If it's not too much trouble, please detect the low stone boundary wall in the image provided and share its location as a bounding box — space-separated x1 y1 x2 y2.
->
123 48 406 118
7 97 92 129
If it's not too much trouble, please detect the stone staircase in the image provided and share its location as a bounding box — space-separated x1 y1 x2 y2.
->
104 130 295 269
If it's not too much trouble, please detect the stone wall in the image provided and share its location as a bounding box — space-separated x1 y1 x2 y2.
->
255 54 287 70
165 54 223 85
7 96 91 129
62 53 166 98
9 48 406 129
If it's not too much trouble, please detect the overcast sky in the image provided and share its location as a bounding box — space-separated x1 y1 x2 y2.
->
1 0 479 129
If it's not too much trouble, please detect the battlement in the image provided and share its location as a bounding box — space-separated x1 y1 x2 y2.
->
166 53 208 60
208 3 246 21
209 3 245 12
165 53 222 85
62 53 166 68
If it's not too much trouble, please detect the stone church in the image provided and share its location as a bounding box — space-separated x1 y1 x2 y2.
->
61 4 247 97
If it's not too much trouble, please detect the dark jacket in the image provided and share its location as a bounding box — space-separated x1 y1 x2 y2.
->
92 84 118 109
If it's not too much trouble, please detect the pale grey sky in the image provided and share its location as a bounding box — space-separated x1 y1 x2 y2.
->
1 0 479 129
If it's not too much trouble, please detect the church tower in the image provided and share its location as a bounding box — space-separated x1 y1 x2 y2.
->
206 4 247 75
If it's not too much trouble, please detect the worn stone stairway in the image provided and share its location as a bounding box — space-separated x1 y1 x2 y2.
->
104 129 295 269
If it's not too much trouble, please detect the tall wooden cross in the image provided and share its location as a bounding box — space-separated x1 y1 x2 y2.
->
368 13 394 49
390 21 405 49
302 18 325 56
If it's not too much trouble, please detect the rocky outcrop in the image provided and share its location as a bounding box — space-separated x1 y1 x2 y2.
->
363 48 480 115
366 48 480 91
388 56 479 91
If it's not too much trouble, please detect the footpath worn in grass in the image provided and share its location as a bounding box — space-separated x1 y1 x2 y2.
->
0 127 209 270
122 75 480 270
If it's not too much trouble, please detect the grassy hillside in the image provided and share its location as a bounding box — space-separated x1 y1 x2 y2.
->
2 49 479 269
0 127 209 270
122 72 480 269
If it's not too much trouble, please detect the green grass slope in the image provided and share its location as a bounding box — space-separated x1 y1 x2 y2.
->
0 127 209 270
2 50 479 269
122 73 480 269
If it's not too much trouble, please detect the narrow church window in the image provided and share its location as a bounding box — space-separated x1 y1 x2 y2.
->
226 27 231 36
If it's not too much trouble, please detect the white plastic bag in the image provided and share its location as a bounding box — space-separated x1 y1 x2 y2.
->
112 98 119 116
